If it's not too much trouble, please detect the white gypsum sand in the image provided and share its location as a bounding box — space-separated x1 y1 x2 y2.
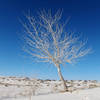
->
0 76 100 100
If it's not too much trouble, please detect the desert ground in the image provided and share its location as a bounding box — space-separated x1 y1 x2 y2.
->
0 76 100 100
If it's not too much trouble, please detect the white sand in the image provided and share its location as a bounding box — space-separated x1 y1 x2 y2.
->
2 88 100 100
0 76 100 100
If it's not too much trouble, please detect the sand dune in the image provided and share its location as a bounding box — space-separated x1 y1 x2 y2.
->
0 76 100 100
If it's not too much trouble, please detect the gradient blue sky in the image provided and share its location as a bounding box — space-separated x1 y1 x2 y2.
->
0 0 100 80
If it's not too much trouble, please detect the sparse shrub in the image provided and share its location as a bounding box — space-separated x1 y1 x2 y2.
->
5 84 8 87
89 84 97 88
45 79 51 81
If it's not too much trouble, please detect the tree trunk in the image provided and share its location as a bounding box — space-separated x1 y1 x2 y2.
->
56 63 68 92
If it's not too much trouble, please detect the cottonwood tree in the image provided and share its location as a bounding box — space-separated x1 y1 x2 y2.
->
21 9 91 91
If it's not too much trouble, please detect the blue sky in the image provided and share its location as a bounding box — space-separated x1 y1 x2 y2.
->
0 0 100 80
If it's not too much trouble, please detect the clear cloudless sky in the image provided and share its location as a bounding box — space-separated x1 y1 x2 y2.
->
0 0 100 80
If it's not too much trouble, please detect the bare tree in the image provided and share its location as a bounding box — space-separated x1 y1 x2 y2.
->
21 9 91 91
